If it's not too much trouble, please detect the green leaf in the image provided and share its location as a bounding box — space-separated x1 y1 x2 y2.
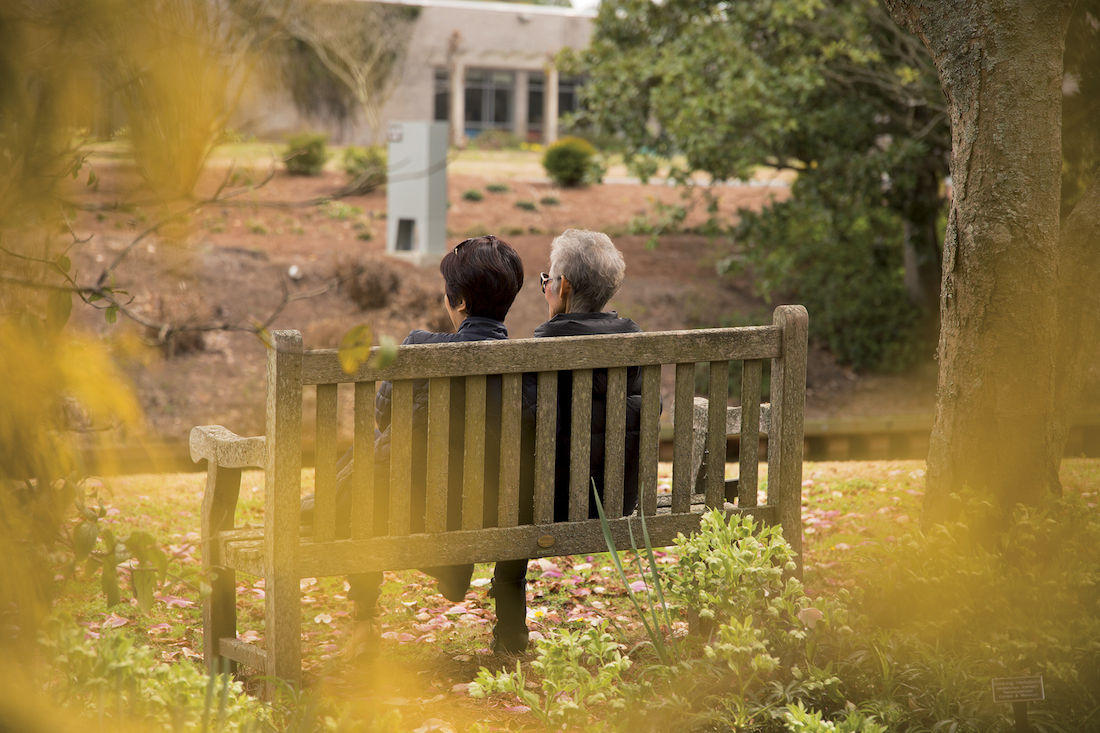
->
74 521 98 561
199 581 213 600
338 323 372 375
55 255 71 273
46 289 72 333
105 305 118 324
87 169 98 188
150 547 169 582
368 334 398 369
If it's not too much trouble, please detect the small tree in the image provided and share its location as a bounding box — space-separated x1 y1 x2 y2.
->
284 0 418 143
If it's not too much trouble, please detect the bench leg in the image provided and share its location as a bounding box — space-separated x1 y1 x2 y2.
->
201 464 242 675
265 572 302 699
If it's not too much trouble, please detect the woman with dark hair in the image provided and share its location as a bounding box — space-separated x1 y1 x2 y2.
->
491 228 648 655
302 234 525 659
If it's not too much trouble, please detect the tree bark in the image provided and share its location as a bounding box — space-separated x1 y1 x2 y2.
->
885 0 1081 523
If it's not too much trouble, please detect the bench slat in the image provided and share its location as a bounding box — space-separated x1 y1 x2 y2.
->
706 360 730 509
314 384 338 544
218 638 267 672
351 381 375 539
534 371 557 523
426 377 451 534
603 367 627 518
389 379 414 536
498 372 522 527
289 508 778 575
462 375 487 530
739 359 762 507
302 327 783 384
672 363 695 514
569 369 594 522
638 364 661 516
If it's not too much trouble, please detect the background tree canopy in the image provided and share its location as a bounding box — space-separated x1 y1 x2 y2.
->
565 0 949 371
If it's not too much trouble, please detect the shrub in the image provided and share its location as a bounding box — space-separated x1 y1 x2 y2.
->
486 182 510 193
726 174 926 372
539 195 560 206
336 253 401 310
462 189 484 202
542 136 599 187
514 200 537 211
283 132 329 176
341 145 387 194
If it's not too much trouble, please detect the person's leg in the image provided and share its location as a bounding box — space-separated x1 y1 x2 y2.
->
344 571 383 660
490 559 530 654
420 564 474 603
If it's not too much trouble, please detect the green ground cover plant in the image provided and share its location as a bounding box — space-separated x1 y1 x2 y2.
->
24 459 1100 731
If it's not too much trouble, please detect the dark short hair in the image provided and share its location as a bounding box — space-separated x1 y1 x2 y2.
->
439 235 524 322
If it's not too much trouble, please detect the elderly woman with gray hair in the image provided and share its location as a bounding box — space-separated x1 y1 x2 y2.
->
489 228 648 655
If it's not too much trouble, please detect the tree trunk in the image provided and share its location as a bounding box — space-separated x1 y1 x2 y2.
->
885 0 1080 524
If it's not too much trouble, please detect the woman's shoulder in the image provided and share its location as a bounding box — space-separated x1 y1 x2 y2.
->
535 312 642 337
403 318 508 345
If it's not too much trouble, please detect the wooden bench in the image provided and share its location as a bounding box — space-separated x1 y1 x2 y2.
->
190 304 807 695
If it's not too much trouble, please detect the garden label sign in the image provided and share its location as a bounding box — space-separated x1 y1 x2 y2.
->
991 676 1044 704
992 676 1044 733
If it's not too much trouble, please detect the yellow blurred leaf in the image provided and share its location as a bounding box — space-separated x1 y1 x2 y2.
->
338 323 373 375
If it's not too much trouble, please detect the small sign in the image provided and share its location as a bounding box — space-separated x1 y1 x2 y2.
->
992 676 1045 704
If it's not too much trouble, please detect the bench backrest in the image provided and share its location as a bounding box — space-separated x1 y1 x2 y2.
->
264 305 807 576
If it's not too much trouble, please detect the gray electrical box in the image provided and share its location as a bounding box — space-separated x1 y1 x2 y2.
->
386 121 448 265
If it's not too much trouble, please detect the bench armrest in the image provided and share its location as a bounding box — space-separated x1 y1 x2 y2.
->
689 398 772 485
691 397 771 435
190 426 267 469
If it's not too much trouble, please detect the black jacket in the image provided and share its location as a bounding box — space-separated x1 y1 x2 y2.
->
522 312 646 522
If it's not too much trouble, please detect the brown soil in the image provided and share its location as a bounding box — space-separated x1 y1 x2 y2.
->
63 163 937 447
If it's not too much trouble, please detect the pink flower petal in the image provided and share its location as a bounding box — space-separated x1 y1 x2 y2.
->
102 613 129 628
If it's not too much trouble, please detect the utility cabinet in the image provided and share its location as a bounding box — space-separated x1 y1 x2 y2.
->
386 121 448 264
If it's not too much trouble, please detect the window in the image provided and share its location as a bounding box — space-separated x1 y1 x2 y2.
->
558 76 581 117
434 68 449 121
526 72 582 141
463 69 514 137
528 73 545 138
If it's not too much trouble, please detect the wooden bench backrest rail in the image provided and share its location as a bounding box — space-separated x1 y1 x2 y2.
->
191 304 807 692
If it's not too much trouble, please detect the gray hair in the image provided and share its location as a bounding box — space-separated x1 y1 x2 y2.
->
548 229 626 313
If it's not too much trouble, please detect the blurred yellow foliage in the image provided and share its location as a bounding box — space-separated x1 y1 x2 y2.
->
0 318 141 651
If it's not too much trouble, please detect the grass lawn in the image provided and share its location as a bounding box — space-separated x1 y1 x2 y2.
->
49 458 1100 730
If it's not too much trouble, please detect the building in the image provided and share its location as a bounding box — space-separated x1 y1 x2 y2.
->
241 0 595 147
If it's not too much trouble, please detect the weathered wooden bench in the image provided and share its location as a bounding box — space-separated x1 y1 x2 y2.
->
190 304 807 695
